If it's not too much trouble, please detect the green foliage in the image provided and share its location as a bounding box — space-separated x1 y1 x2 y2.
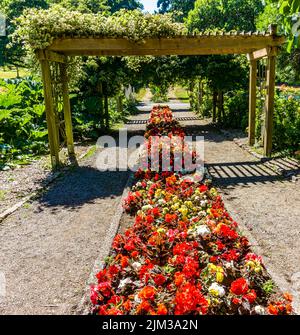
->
255 89 300 152
187 0 264 32
270 0 300 51
223 89 249 129
12 6 187 50
256 2 282 31
262 279 275 296
0 0 49 68
107 0 143 13
150 84 169 102
157 0 196 21
0 77 48 166
50 0 110 13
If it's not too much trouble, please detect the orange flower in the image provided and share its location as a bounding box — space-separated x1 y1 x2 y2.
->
123 299 132 311
267 304 278 315
157 304 168 315
131 251 139 258
138 286 156 301
174 272 185 287
283 292 293 302
120 255 129 268
137 300 152 314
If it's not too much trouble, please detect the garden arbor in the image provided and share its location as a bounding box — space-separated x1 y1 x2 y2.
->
36 25 285 169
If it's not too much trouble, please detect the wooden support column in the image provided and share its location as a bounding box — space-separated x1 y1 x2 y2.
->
263 24 277 157
40 59 60 169
59 62 75 159
264 54 276 156
248 59 257 146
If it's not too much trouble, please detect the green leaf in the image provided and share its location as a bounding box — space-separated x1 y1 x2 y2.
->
0 109 12 121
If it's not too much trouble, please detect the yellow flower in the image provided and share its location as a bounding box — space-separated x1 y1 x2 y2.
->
216 271 224 283
184 201 193 208
210 188 218 196
179 206 188 217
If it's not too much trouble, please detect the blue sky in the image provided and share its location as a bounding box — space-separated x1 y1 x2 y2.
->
141 0 158 13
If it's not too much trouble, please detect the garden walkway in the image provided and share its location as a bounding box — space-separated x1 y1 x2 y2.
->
0 100 299 314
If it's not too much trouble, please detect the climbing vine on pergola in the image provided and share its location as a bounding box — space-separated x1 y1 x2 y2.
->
14 7 285 169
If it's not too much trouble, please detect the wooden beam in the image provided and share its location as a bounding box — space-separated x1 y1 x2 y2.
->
264 55 276 157
59 62 75 160
247 46 279 61
248 59 257 146
36 50 66 63
40 59 60 169
47 35 285 56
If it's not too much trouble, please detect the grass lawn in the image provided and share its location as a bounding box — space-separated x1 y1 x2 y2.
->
135 88 147 102
173 86 189 102
0 67 30 79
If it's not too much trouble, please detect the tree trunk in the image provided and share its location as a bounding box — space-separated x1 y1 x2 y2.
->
217 90 224 124
117 95 123 115
104 93 109 130
16 66 20 78
212 90 218 123
98 82 105 130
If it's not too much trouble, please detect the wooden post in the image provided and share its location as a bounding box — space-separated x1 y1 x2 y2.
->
248 59 257 146
264 54 276 156
264 24 277 157
40 59 60 169
59 62 75 159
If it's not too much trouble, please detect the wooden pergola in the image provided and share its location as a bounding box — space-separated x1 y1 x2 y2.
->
36 25 285 169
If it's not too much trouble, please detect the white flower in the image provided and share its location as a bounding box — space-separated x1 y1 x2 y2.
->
200 200 207 207
158 199 166 205
132 262 142 271
118 278 132 289
134 294 142 303
224 261 234 270
196 225 211 238
254 305 266 315
142 205 152 211
209 283 225 297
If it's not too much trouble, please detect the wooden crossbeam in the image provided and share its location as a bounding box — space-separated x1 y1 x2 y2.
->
36 50 66 63
247 46 279 61
46 35 285 57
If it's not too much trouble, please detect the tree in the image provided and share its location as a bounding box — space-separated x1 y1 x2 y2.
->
186 0 264 124
157 0 196 21
50 0 110 13
0 0 48 71
257 1 300 84
187 0 264 32
269 0 300 51
107 0 143 13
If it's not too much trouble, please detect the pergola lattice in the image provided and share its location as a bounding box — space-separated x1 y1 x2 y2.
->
35 25 285 169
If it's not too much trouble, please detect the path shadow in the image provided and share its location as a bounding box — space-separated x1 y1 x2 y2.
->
36 127 145 212
37 166 130 211
206 160 284 187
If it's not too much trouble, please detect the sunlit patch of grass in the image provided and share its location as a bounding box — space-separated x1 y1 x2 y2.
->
135 88 147 102
0 67 30 79
173 86 189 102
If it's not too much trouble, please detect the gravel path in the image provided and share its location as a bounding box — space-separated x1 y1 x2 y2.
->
0 100 299 314
0 145 91 214
0 133 139 314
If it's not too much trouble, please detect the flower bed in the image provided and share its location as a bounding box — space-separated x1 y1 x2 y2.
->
91 106 292 315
